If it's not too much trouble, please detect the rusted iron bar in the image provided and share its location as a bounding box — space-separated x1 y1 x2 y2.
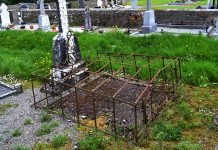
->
75 87 80 126
31 79 36 109
77 86 134 106
91 66 124 92
92 93 98 129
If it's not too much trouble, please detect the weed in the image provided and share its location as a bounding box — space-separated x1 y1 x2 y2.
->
177 101 192 120
34 124 52 136
174 141 202 150
51 135 68 149
151 121 182 141
23 118 32 126
12 128 22 137
78 131 106 150
40 112 52 123
0 103 19 116
49 120 59 128
14 145 30 150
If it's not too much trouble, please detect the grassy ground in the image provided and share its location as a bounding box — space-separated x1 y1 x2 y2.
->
0 30 217 86
126 0 207 9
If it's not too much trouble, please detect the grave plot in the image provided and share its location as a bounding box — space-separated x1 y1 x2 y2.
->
31 52 181 142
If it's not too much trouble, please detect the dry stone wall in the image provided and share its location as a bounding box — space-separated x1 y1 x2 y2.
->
17 9 218 28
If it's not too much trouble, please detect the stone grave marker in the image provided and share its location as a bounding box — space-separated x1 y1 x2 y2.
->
0 3 11 27
141 0 157 33
38 0 50 30
131 0 138 8
51 0 85 83
84 6 92 31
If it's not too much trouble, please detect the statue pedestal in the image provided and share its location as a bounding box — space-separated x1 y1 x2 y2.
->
38 14 50 30
141 10 157 34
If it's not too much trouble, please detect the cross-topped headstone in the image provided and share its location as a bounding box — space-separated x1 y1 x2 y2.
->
40 0 45 15
51 0 84 82
38 0 50 30
0 3 11 27
57 0 69 37
141 0 157 34
147 0 151 10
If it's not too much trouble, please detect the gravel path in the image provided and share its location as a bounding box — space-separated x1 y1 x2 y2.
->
0 89 78 150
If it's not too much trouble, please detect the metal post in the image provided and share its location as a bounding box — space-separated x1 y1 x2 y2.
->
92 93 98 129
31 79 36 109
112 98 117 140
134 105 138 143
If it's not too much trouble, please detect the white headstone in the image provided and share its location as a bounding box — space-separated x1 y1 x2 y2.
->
97 0 103 8
131 0 138 9
38 0 50 30
141 0 157 34
0 3 11 27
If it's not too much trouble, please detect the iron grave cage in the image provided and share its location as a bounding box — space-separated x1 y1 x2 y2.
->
31 52 181 143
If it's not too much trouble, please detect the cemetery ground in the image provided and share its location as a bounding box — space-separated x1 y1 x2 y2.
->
0 30 217 149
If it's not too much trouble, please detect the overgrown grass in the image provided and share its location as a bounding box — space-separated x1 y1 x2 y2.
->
0 31 217 86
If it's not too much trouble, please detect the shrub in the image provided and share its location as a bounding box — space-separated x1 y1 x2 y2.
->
51 135 68 149
174 141 202 150
40 112 52 123
23 118 32 126
12 128 22 137
78 131 106 150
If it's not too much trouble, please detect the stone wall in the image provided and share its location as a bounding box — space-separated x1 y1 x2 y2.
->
19 9 218 28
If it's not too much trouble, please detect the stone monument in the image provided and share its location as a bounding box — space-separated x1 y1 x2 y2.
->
97 0 103 8
0 3 11 27
141 0 157 34
131 0 138 9
51 0 86 84
38 0 50 30
84 6 92 31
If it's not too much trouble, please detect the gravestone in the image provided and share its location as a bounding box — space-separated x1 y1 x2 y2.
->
0 3 11 27
51 0 85 83
97 0 103 8
78 0 85 8
131 0 138 8
84 6 92 31
141 0 157 33
38 0 50 30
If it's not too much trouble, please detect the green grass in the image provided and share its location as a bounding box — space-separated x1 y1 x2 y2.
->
34 120 59 137
12 128 22 137
126 0 207 9
0 31 217 86
0 103 19 116
40 112 52 123
23 118 33 126
34 124 52 136
51 135 68 149
78 131 107 150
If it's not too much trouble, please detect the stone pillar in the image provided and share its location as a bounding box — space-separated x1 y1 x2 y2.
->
38 0 50 30
0 3 11 27
141 0 157 34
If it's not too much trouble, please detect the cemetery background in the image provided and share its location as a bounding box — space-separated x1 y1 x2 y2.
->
0 30 217 149
0 0 218 149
